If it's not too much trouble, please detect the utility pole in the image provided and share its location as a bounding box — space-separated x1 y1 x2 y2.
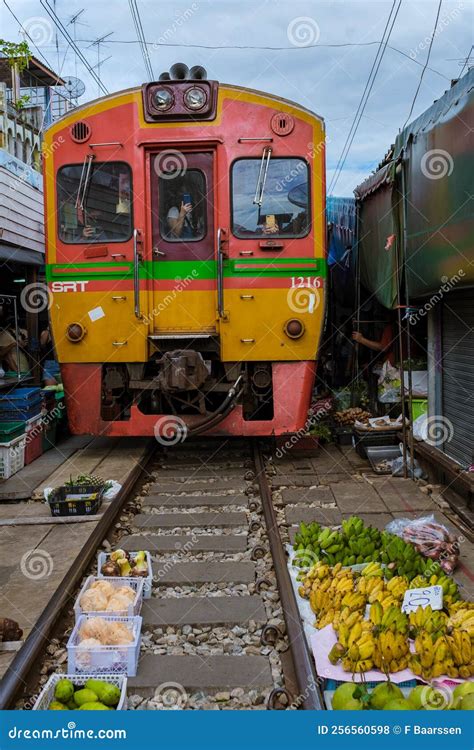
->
68 9 86 82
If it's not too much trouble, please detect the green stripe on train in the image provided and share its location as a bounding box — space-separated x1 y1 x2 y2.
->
45 258 327 281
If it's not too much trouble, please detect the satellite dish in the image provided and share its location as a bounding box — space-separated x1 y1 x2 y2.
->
62 76 86 100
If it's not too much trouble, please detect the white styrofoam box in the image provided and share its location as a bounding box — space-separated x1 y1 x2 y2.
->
74 575 144 621
32 672 128 710
97 551 153 599
67 615 142 676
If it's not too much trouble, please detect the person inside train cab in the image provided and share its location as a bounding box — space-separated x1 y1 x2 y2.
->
167 199 194 239
163 177 205 240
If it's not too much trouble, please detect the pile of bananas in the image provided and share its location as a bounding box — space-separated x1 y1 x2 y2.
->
447 606 474 635
408 605 447 637
303 563 359 629
293 516 432 580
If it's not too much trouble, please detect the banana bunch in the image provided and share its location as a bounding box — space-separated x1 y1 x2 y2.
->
410 632 453 679
340 591 366 613
373 630 409 672
369 587 399 611
408 572 459 603
448 600 474 614
447 607 474 636
380 531 425 580
386 575 408 600
446 630 473 678
333 607 363 635
370 603 409 634
408 605 447 637
331 619 376 672
341 516 365 538
361 561 384 578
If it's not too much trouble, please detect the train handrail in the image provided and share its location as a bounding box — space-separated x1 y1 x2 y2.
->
217 227 226 318
133 228 142 319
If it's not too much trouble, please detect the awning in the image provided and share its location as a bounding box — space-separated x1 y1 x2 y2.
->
0 245 44 266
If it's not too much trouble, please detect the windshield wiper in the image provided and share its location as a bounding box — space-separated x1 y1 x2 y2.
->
253 147 272 206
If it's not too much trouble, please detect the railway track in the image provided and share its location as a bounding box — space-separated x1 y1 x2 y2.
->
11 439 324 711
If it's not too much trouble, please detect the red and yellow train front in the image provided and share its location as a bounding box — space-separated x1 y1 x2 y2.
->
43 76 326 438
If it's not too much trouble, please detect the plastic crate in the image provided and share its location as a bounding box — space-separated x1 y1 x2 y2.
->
0 421 25 443
0 387 41 421
74 575 144 621
0 386 41 404
67 615 142 676
24 415 43 465
32 672 128 710
97 551 153 599
48 485 104 517
353 427 400 458
0 434 26 479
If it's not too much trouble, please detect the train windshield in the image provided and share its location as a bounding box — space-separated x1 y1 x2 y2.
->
232 158 310 238
57 162 132 243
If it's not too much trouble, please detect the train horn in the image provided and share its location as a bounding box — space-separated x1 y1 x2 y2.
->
158 71 171 81
189 65 207 80
169 62 189 80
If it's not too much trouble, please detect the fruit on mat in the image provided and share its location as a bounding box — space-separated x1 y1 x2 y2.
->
74 688 100 707
370 603 408 634
384 698 413 710
409 605 447 636
460 694 474 710
373 629 410 673
361 561 384 578
452 681 474 708
85 679 121 707
369 681 403 709
78 702 111 710
331 682 364 710
448 608 474 636
54 678 74 704
49 701 68 710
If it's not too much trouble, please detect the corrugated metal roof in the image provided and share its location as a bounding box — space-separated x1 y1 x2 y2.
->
353 161 395 201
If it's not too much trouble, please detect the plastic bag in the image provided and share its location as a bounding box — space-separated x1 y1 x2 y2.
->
378 361 402 403
386 515 460 574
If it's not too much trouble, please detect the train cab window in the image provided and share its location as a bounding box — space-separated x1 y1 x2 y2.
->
57 162 132 243
232 157 310 238
158 169 206 242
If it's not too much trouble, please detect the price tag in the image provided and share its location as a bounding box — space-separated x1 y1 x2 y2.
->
402 585 443 614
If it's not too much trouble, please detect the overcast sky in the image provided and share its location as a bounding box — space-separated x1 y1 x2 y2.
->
2 0 472 195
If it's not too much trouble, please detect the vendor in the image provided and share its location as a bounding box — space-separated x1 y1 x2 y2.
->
0 307 30 374
352 322 395 365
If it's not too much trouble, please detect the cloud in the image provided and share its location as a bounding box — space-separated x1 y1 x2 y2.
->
4 0 472 194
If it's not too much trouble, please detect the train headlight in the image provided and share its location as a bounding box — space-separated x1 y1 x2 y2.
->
66 323 86 343
284 319 305 339
184 86 207 110
153 87 174 110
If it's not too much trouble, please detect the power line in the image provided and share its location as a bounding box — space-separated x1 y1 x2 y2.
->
328 0 403 194
128 0 154 81
402 0 443 129
39 0 108 95
458 44 473 78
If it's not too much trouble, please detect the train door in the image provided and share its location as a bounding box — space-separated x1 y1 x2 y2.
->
149 150 216 335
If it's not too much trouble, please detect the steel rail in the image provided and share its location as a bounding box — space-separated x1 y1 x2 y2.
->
252 441 325 710
0 441 155 709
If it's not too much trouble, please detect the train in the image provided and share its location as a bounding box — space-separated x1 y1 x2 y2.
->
43 63 326 439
